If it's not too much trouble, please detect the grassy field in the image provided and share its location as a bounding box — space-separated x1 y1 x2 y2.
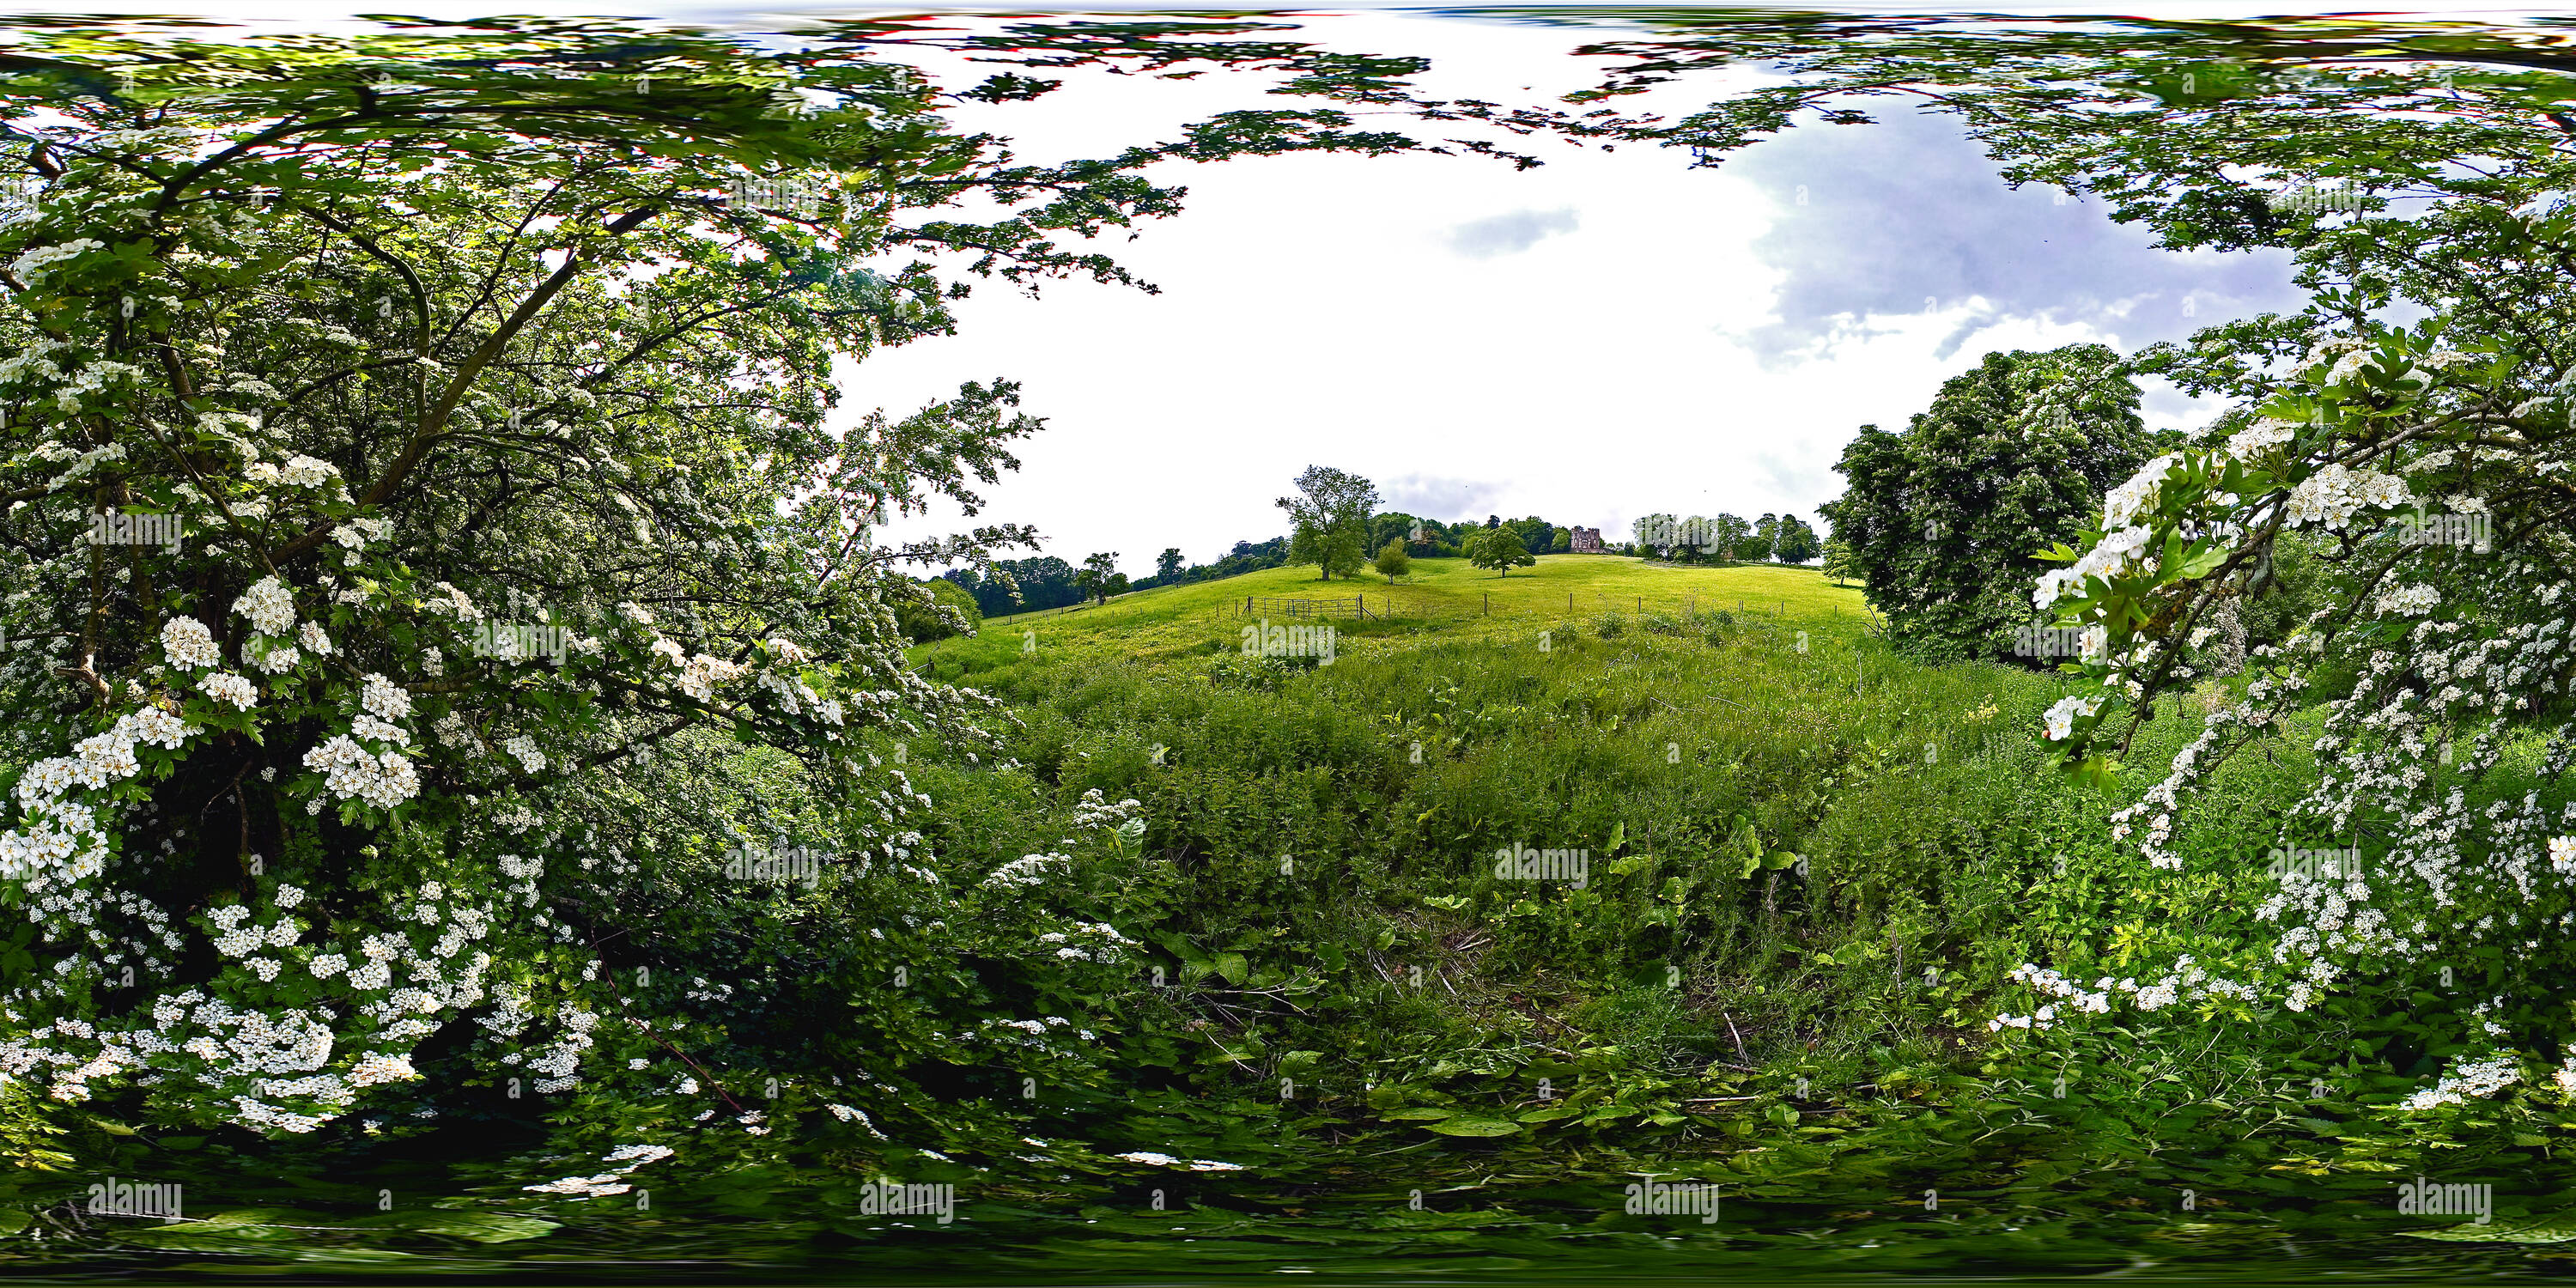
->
942 555 1872 677
875 550 2567 1262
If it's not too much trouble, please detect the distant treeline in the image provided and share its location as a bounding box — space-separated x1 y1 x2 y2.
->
938 513 1572 617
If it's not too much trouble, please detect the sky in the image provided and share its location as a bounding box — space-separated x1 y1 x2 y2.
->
833 10 2313 575
2 2 2332 576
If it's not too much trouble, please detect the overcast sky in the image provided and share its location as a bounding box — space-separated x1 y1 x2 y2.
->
841 9 2310 574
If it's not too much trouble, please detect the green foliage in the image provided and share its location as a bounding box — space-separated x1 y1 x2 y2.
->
1076 552 1123 605
896 577 983 643
1774 514 1822 565
1372 538 1413 584
1278 466 1379 580
1466 526 1538 577
1820 538 1861 586
1820 344 2164 661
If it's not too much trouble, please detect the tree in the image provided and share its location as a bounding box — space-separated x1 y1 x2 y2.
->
1626 19 2576 1072
1631 513 1680 558
1467 526 1537 577
1710 513 1751 564
1820 538 1861 586
1373 538 1412 584
0 21 1525 1151
1745 513 1781 562
1075 552 1122 605
1508 515 1553 555
1551 527 1573 553
975 556 1082 617
1156 548 1184 580
1276 465 1379 581
1819 345 2160 661
1774 514 1822 565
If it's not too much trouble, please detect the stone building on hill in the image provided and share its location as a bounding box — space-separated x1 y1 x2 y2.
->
1570 526 1604 554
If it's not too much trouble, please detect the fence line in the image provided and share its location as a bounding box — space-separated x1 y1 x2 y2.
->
983 588 1868 634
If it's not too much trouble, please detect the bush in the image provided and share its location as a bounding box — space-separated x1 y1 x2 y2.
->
899 577 985 642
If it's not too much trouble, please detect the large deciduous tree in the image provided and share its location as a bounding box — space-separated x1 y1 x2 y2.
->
1466 525 1536 577
1820 345 2161 662
1277 465 1378 581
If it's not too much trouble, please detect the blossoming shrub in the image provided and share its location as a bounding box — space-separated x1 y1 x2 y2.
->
0 25 1436 1168
2014 264 2576 1103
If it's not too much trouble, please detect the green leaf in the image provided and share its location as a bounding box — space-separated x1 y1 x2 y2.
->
1425 1115 1522 1137
1212 952 1249 986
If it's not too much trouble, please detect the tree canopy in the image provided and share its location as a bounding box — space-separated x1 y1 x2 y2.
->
1821 345 2160 661
0 18 1556 1146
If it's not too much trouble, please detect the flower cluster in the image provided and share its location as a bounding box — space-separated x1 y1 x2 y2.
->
303 735 422 810
231 575 296 635
161 616 221 669
2284 462 2411 531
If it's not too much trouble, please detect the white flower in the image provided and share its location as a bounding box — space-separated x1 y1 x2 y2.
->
161 617 221 670
349 1052 420 1086
302 735 421 809
2373 584 2441 617
2225 417 2298 460
299 621 333 655
502 735 547 774
2104 454 2181 528
2043 695 2103 742
2551 835 2576 874
279 454 339 489
360 674 411 721
231 575 296 635
2286 463 2412 532
10 237 101 281
202 671 258 710
247 641 301 674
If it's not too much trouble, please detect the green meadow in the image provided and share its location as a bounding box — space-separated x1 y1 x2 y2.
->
871 552 2571 1267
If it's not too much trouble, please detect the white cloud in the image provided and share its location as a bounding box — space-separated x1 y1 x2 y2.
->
1443 208 1578 259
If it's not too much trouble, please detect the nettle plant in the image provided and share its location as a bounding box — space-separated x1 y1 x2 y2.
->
0 25 1467 1149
